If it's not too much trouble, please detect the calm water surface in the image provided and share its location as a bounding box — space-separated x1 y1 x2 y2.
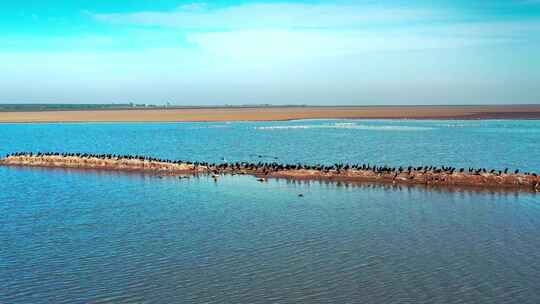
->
1 119 539 170
1 120 540 303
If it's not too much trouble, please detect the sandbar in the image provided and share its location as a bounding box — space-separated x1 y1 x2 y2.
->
2 153 539 192
1 105 540 123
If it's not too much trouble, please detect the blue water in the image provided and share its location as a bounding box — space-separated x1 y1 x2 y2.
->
1 120 539 170
1 120 540 303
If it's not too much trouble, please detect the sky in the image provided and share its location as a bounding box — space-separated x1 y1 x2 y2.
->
1 0 539 105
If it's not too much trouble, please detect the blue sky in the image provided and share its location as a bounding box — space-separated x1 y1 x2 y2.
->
1 1 539 105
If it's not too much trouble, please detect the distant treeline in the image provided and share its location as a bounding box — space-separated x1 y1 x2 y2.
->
0 104 307 112
0 104 136 112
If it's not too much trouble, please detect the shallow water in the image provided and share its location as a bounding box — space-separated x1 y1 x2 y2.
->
1 120 540 303
1 119 539 171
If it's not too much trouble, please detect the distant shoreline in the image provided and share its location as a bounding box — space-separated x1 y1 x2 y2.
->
1 105 539 123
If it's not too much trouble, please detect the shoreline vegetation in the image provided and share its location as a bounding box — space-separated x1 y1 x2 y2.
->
2 153 539 192
1 105 540 122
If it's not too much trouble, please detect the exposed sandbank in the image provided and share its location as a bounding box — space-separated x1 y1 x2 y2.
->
1 105 540 123
2 154 539 192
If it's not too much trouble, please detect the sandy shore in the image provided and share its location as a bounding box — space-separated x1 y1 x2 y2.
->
1 105 539 123
2 154 539 192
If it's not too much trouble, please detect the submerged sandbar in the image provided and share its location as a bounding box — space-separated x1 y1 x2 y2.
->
2 153 539 192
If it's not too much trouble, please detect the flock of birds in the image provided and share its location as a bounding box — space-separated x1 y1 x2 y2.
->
4 151 538 177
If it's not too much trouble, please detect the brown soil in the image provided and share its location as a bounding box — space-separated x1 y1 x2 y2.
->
1 105 540 123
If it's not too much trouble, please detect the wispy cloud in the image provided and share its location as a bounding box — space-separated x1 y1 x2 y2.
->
185 19 540 59
93 2 446 29
90 2 540 58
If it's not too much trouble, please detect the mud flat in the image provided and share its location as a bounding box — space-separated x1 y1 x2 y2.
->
0 155 204 175
2 154 539 192
1 105 540 123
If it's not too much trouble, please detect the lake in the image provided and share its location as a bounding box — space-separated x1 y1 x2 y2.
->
1 120 540 303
